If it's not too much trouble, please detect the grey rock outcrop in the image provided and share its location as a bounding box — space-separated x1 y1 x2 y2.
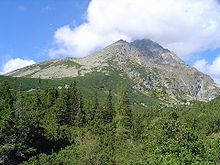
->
6 39 219 101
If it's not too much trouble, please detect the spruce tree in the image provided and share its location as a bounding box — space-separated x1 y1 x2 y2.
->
54 87 69 125
115 86 132 140
103 89 115 124
0 82 13 110
44 88 59 109
74 91 86 127
31 89 42 111
54 82 84 126
96 90 115 125
88 92 99 124
13 88 23 120
68 82 78 126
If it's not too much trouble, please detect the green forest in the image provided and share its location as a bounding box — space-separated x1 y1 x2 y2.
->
0 79 220 165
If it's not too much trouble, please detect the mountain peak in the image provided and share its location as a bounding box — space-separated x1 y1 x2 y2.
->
115 39 128 43
131 39 170 56
5 39 219 101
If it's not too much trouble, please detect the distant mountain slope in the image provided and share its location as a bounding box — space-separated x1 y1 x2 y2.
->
0 73 160 107
6 39 219 101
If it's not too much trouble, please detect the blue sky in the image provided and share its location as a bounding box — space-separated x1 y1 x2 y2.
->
0 0 90 64
0 0 220 83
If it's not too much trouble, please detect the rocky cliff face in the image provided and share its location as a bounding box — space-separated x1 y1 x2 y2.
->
6 39 219 101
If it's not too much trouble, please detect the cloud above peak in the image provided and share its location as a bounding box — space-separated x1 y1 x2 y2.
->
0 58 36 74
193 56 220 84
50 0 220 58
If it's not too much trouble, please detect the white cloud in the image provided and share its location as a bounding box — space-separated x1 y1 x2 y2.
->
193 59 208 73
50 0 220 58
17 5 26 11
193 56 220 84
41 6 56 12
0 58 36 74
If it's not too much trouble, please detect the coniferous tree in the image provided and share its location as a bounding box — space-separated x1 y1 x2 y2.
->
115 86 132 140
54 82 84 126
13 88 22 117
0 82 19 164
0 82 13 110
68 82 78 126
44 88 59 109
88 92 99 125
74 91 86 127
37 77 42 89
27 86 47 154
95 90 115 125
0 83 44 165
103 89 115 124
54 87 69 125
29 89 44 137
31 90 43 111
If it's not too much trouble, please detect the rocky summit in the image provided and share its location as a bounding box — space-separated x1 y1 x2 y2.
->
6 39 219 101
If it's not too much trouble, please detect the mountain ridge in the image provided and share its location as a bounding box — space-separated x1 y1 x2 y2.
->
6 39 220 101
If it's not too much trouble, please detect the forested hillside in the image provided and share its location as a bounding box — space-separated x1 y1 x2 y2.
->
0 80 220 165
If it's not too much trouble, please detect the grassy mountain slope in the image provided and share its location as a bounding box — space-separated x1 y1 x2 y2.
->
5 39 220 101
0 73 160 107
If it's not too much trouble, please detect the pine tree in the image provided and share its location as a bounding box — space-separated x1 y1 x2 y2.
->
74 91 86 127
54 87 69 125
115 86 132 140
44 88 59 109
37 77 41 89
54 82 85 126
31 90 42 111
0 82 13 110
87 92 99 124
96 90 115 125
103 89 115 124
68 82 78 125
27 89 43 138
13 88 23 119
0 84 45 164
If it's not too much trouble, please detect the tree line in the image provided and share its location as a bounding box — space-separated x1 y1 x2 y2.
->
0 81 220 164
